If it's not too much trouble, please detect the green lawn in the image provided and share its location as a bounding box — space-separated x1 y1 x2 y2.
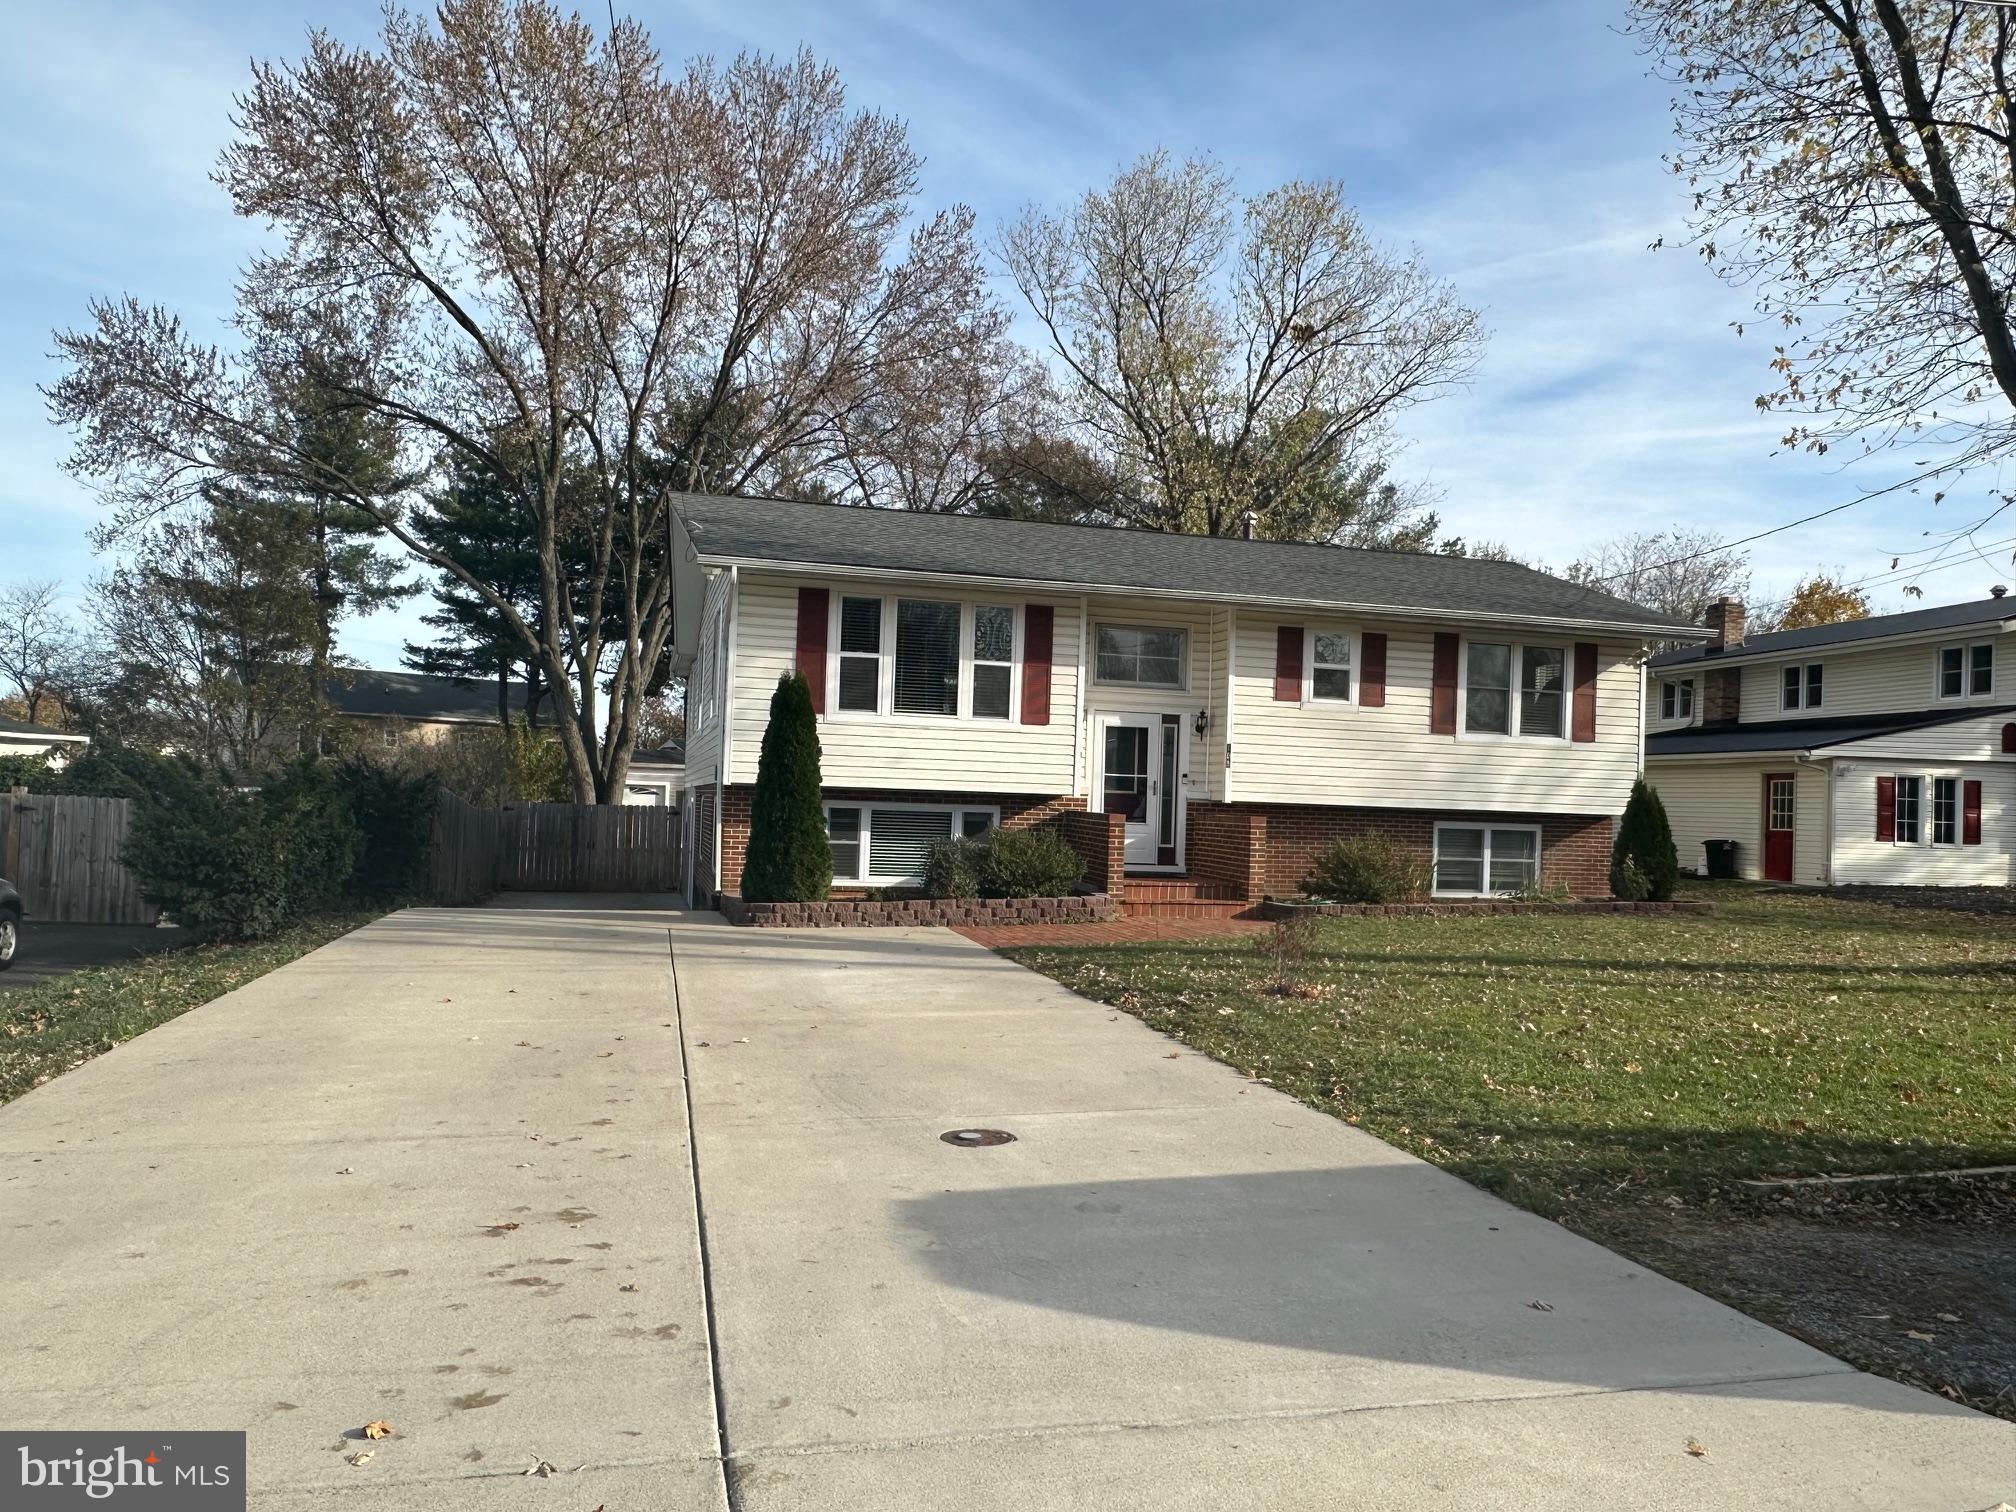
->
1002 884 2016 1213
0 914 378 1106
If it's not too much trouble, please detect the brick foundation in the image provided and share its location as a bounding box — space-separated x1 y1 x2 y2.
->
712 785 1088 900
1185 801 1615 899
722 891 1120 928
1057 808 1128 892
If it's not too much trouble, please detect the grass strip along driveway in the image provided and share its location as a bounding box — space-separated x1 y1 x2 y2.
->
0 914 378 1105
1000 883 2016 1415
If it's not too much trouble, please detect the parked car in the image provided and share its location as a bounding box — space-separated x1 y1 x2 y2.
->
0 878 18 970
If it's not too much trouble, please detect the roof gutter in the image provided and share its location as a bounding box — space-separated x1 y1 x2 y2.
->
691 553 1707 643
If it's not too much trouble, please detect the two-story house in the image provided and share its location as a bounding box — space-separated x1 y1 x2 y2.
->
669 494 1698 911
1645 595 2016 886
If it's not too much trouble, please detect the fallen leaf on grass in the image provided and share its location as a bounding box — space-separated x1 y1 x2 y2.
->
1903 1329 1936 1341
1936 1311 1961 1322
361 1420 394 1440
1684 1439 1707 1458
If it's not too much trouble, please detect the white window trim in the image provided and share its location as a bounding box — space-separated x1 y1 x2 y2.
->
1781 662 1824 711
823 801 1001 887
1298 624 1360 707
1934 641 1996 701
1431 821 1545 898
1456 638 1571 743
1929 774 1961 848
825 591 1023 725
1092 622 1190 692
1658 677 1694 724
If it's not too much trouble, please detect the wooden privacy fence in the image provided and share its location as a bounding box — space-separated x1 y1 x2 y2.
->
0 788 158 925
429 791 683 899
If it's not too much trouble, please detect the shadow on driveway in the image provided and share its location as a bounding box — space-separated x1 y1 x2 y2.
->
0 921 188 989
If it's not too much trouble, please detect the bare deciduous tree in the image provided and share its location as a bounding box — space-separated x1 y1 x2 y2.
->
0 580 87 727
1633 0 2016 481
1565 528 1753 626
47 2 1021 801
998 151 1484 542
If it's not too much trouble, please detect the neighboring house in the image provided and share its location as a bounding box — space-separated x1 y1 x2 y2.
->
668 494 1699 908
0 717 90 766
1645 595 2016 886
324 669 531 749
623 739 686 806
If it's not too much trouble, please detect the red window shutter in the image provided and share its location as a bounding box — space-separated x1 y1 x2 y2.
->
1274 626 1304 702
1572 642 1598 743
1360 632 1387 708
795 586 829 713
1430 633 1459 734
1875 775 1896 842
1021 604 1053 725
1963 779 1983 845
2003 722 2016 754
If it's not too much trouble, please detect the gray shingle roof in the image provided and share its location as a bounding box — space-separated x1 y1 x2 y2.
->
326 670 527 723
1646 704 2016 757
1650 596 2016 669
672 493 1700 637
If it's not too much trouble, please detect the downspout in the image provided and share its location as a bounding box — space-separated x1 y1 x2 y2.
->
715 566 739 896
1072 595 1089 798
1794 751 1833 886
1223 609 1238 803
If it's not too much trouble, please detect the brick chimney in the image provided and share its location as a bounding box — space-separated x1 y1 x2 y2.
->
1704 596 1746 653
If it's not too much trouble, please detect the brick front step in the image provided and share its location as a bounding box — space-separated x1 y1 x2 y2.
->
1120 874 1248 903
1120 897 1261 920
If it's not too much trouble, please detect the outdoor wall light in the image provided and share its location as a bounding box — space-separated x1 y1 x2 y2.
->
1193 708 1210 738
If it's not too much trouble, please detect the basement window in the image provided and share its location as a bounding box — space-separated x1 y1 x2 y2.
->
1432 823 1542 897
824 803 1001 886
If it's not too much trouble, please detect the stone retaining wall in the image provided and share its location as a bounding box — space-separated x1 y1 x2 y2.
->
721 892 1120 928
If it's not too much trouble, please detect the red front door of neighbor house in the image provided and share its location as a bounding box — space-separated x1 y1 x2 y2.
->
1763 773 1796 882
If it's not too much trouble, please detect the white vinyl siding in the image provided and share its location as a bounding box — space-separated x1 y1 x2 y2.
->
1231 615 1643 814
1736 633 2012 722
727 572 1078 792
1643 759 1828 884
682 570 735 783
1831 761 2011 886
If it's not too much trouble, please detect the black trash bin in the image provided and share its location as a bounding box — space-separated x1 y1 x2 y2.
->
1702 839 1739 880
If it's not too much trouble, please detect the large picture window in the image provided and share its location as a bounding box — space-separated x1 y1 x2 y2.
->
1463 641 1566 739
1432 824 1542 896
829 594 1022 720
1096 625 1185 688
893 599 960 716
825 803 1000 885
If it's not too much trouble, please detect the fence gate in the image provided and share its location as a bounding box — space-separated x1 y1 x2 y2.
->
0 789 159 925
498 801 684 892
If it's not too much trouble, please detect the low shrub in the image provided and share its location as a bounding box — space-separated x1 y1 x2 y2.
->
123 756 362 940
1610 855 1652 902
1257 913 1324 996
1302 835 1430 904
922 837 979 899
967 826 1085 899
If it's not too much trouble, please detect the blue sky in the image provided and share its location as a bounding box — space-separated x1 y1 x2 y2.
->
4 0 2010 669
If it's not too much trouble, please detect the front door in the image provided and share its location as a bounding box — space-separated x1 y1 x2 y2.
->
1763 773 1796 882
1101 715 1180 867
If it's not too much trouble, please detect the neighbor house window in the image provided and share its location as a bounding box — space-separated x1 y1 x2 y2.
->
1463 641 1566 738
1096 624 1185 688
1660 679 1694 722
1893 775 1922 844
825 803 1001 885
1931 777 1959 846
837 595 882 713
893 599 961 716
1433 823 1542 896
971 605 1016 720
1309 630 1354 702
1782 662 1823 710
1938 642 1994 699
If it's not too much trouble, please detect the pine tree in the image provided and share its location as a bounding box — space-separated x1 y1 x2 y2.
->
1611 778 1679 901
740 673 831 903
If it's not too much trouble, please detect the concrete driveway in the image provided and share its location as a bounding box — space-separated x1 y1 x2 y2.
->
2 903 2009 1510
